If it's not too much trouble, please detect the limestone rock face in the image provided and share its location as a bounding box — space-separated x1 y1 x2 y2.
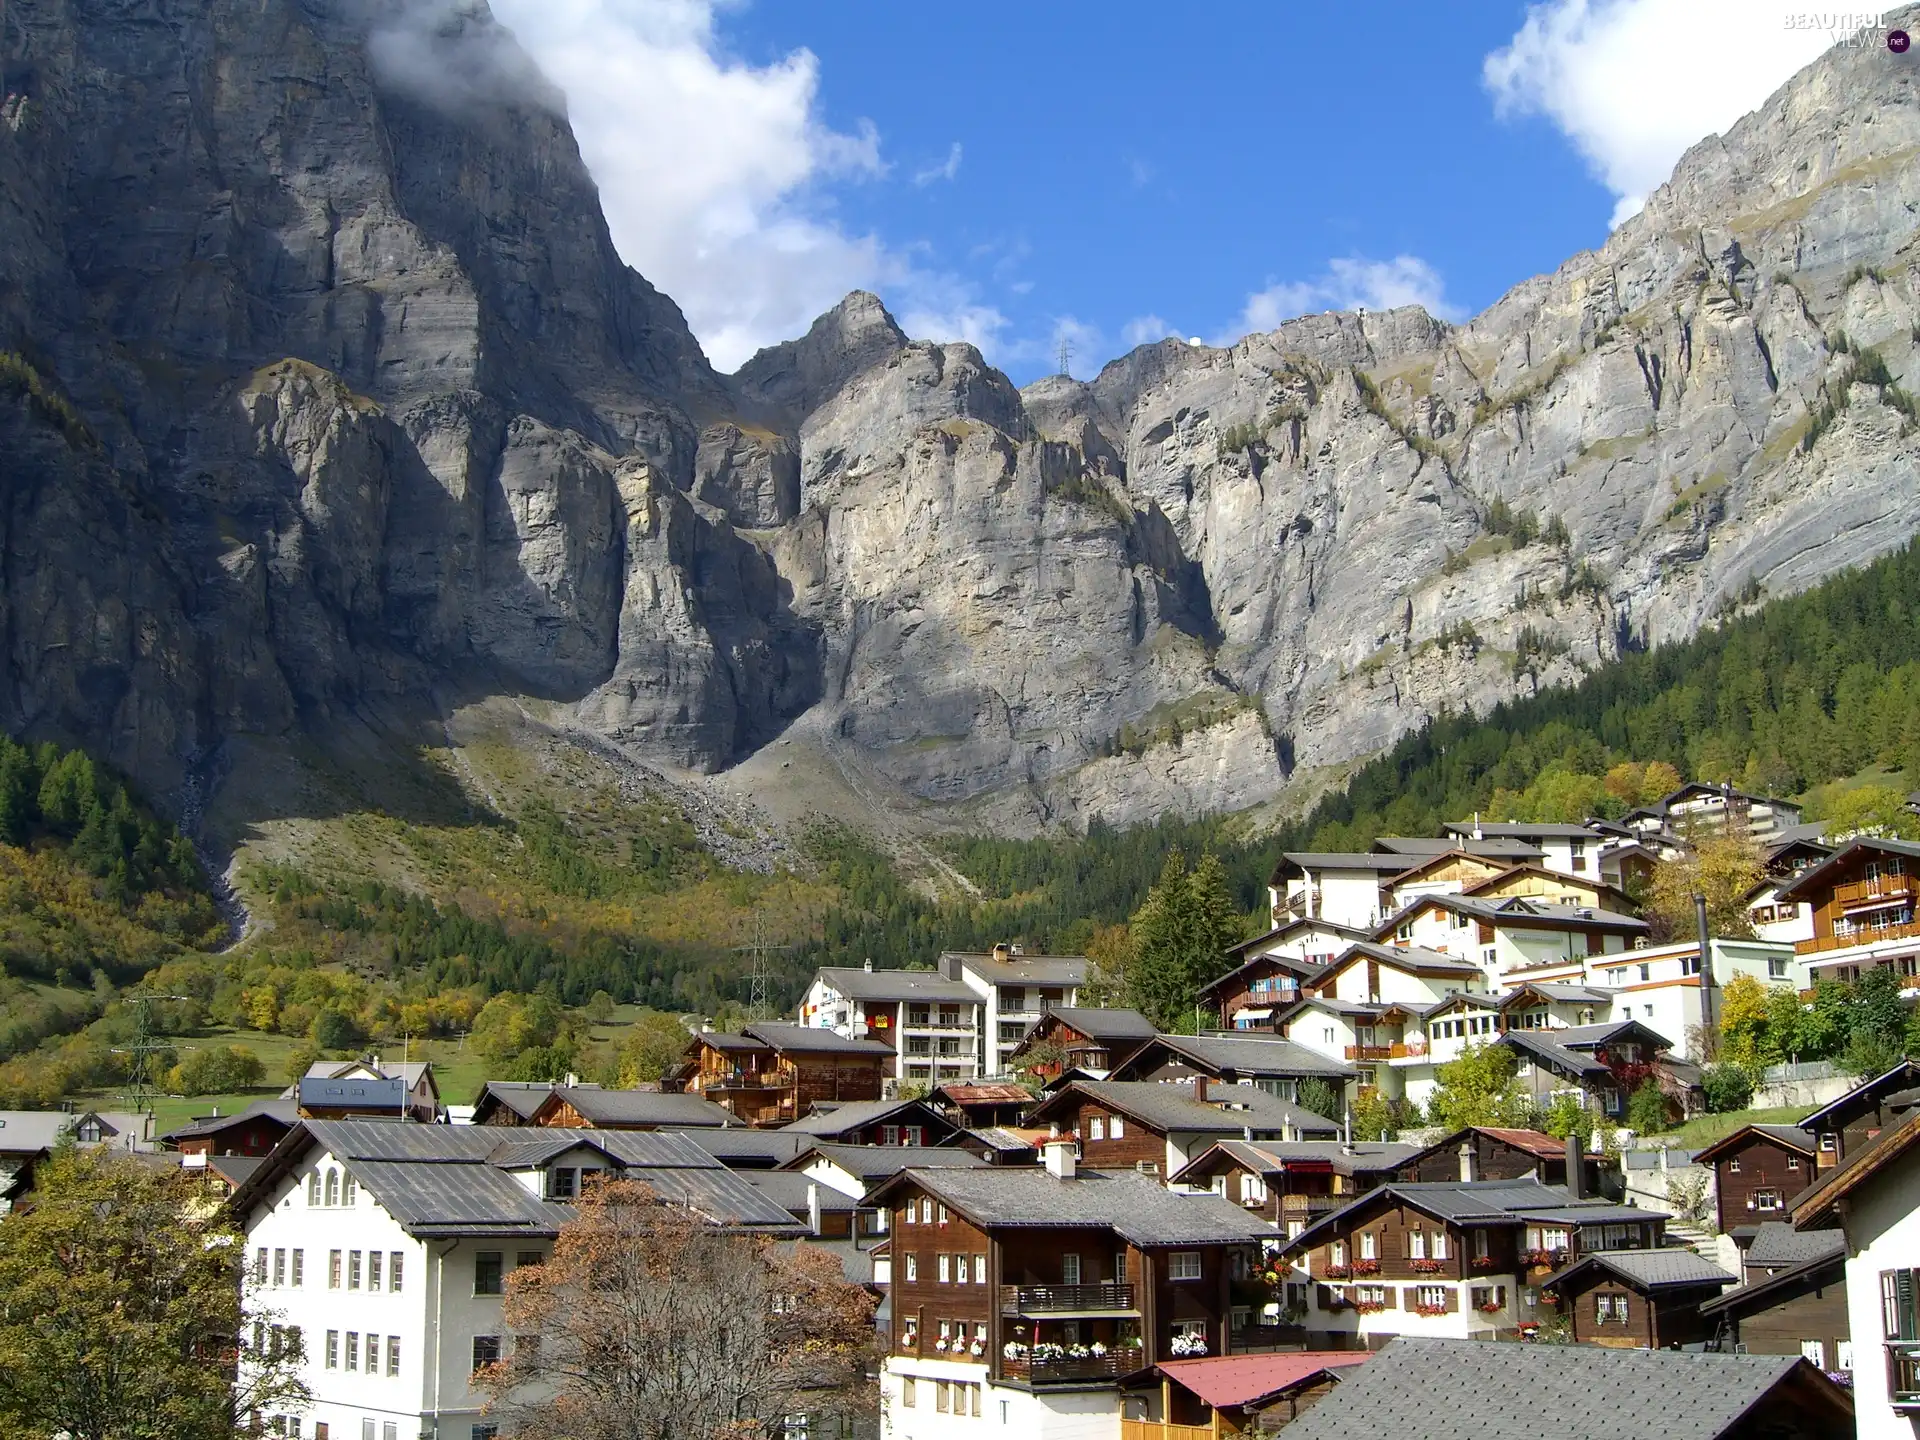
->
1 0 1918 835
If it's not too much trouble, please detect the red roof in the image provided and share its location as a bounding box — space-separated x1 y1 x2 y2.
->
939 1084 1033 1105
1157 1352 1371 1408
1474 1127 1567 1159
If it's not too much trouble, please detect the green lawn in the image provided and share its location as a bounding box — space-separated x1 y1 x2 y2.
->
1661 1104 1818 1151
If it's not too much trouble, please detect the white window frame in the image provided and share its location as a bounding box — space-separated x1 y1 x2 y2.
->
1169 1251 1203 1281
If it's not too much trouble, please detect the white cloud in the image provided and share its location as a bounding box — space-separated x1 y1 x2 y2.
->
475 0 940 371
1122 315 1176 348
1225 255 1459 340
1484 0 1839 227
914 142 964 186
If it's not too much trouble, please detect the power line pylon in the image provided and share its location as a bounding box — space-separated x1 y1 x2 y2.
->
112 994 190 1116
731 911 794 1023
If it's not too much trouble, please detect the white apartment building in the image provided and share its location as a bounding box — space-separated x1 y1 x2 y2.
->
936 946 1086 1077
231 1120 798 1440
799 963 985 1087
1385 894 1648 974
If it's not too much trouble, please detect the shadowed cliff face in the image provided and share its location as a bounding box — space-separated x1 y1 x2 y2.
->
0 0 1917 836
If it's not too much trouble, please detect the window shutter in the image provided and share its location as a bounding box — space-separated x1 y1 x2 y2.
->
1445 1288 1459 1313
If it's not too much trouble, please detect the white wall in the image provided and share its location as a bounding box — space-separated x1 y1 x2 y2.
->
1844 1143 1920 1440
882 1358 1120 1440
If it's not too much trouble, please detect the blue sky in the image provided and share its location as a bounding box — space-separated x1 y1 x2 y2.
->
484 0 1854 381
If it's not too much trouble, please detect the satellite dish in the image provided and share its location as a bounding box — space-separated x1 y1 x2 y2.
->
1188 337 1204 347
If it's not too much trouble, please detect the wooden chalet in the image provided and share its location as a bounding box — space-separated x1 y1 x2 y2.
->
1797 1058 1920 1169
1169 1140 1421 1235
1541 1248 1732 1348
469 1080 561 1126
1493 1018 1687 1121
1027 1079 1339 1177
528 1083 738 1130
1107 1033 1353 1094
1458 863 1638 913
781 1097 958 1147
161 1099 297 1158
1699 1234 1850 1368
935 1083 1034 1129
867 1144 1277 1397
1007 1007 1159 1081
1695 1124 1819 1233
1394 1126 1613 1197
672 1022 893 1127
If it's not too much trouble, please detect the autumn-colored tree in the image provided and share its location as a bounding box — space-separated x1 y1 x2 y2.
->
1644 836 1764 942
0 1147 307 1440
1078 922 1132 1008
1716 974 1773 1067
1602 760 1684 810
478 1180 878 1440
1811 783 1920 842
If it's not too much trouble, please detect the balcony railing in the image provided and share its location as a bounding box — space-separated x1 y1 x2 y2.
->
1890 1343 1920 1409
1000 1283 1136 1315
1281 1194 1343 1214
1836 873 1915 908
1124 1422 1213 1440
1229 1324 1302 1351
1001 1353 1123 1384
1345 1044 1393 1061
1799 918 1920 955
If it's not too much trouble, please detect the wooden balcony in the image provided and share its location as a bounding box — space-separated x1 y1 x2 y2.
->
1345 1044 1393 1061
1280 1193 1343 1215
1835 873 1916 909
1001 1352 1123 1385
1798 918 1920 955
1001 1283 1137 1315
1889 1343 1920 1409
1123 1422 1213 1440
1229 1324 1304 1352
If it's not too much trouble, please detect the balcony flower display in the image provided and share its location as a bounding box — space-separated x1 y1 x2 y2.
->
1410 1258 1445 1274
1003 1342 1029 1360
1352 1299 1387 1315
1253 1258 1291 1288
1412 1302 1448 1317
1470 1254 1501 1270
1324 1263 1352 1279
934 1336 949 1352
1522 1248 1565 1267
1169 1333 1209 1358
1475 1299 1504 1314
1351 1258 1381 1276
902 1328 918 1348
969 1338 986 1356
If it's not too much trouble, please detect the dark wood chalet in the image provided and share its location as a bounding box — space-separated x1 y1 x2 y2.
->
1395 1126 1614 1197
1106 1032 1353 1095
866 1144 1276 1395
1773 836 1920 989
1169 1140 1420 1236
671 1022 893 1127
1026 1079 1338 1177
780 1097 959 1147
1796 1057 1920 1170
1698 1247 1851 1370
1542 1249 1732 1349
1006 1007 1159 1081
161 1100 297 1158
934 1083 1034 1129
1199 930 1358 1033
1695 1124 1819 1233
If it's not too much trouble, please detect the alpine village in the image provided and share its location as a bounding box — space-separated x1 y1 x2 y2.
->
6 4 1920 1440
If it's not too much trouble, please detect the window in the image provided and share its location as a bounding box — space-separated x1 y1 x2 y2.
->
345 1332 359 1372
936 1380 950 1414
382 1427 396 1440
1062 1253 1082 1285
363 1422 376 1440
902 1378 916 1409
1881 1269 1918 1341
1769 956 1790 979
517 1251 542 1271
1638 964 1650 982
1115 1251 1129 1282
881 1125 899 1146
1596 1294 1629 1324
1169 1251 1203 1281
473 1428 498 1440
1239 1173 1266 1206
475 1252 504 1296
955 1255 969 1283
348 1251 363 1290
904 1255 917 1282
1089 1117 1105 1141
903 1200 916 1225
342 1175 356 1205
291 1250 304 1287
1820 1133 1838 1154
325 1170 339 1206
938 1254 951 1283
326 1331 339 1369
472 1335 501 1372
1172 1319 1207 1341
1681 955 1701 977
255 1248 268 1286
938 1204 949 1226
1752 1189 1781 1212
921 1199 934 1225
389 1252 403 1293
1410 1230 1426 1259
1728 1158 1742 1173
387 1335 400 1377
970 1383 982 1417
1418 1286 1448 1312
1111 1115 1125 1139
367 1251 382 1291
1331 1242 1347 1268
549 1168 577 1200
328 1251 342 1289
1359 1232 1377 1260
1431 1232 1449 1261
975 1253 987 1284
1473 1229 1491 1262
1801 1340 1826 1368
272 1248 288 1288
1356 1285 1388 1308
367 1335 379 1373
308 1173 321 1205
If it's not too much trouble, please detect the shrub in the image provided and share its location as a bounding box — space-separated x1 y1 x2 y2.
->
1626 1080 1669 1134
167 1045 266 1097
1700 1062 1755 1114
310 1007 364 1051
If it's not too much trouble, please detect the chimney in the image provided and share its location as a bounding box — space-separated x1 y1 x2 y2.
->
1473 811 1483 841
807 1181 823 1235
564 1072 580 1088
864 959 874 972
1565 1132 1586 1201
1043 1138 1078 1180
992 943 1012 963
1192 1076 1209 1104
1458 1140 1478 1184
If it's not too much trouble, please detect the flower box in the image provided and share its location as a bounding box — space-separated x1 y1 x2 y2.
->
1410 1258 1446 1274
1474 1301 1503 1314
1352 1301 1387 1314
1412 1302 1448 1317
1470 1255 1501 1270
1523 1249 1566 1267
1169 1334 1210 1358
1351 1259 1381 1276
1324 1264 1352 1279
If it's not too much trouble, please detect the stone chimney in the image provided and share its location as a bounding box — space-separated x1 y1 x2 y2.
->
1043 1138 1078 1180
1565 1131 1586 1201
1193 1075 1209 1104
1458 1139 1478 1184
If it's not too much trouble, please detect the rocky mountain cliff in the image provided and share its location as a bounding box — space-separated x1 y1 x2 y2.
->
1 0 1917 843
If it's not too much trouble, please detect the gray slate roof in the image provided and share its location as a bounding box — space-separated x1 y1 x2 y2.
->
1338 941 1486 976
1281 1337 1839 1440
1283 1178 1656 1255
1040 1006 1161 1041
810 966 978 1003
943 950 1087 986
1544 1247 1733 1291
883 1165 1278 1246
548 1086 738 1128
230 1119 797 1237
782 1099 941 1136
663 1128 812 1168
0 1109 153 1155
1121 1032 1354 1079
1174 1139 1421 1185
1049 1080 1340 1136
743 1021 895 1055
1743 1220 1847 1270
162 1099 300 1142
788 1143 989 1182
744 1170 861 1214
469 1081 557 1121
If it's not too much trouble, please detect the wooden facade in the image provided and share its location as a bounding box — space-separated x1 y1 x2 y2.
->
169 1113 292 1158
1396 1127 1594 1191
1700 1257 1850 1367
1696 1127 1816 1233
1045 1092 1170 1171
682 1034 887 1127
1555 1269 1721 1349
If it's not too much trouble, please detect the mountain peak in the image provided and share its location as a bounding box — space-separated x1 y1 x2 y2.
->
729 291 909 422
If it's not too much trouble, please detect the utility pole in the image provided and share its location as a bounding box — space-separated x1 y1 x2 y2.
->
1694 892 1717 1057
1057 337 1073 378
